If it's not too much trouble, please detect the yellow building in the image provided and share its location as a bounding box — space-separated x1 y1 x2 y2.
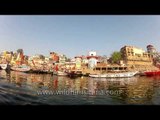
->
120 46 153 66
75 56 82 70
0 51 13 63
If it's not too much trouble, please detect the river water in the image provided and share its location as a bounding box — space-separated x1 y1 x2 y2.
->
0 70 160 105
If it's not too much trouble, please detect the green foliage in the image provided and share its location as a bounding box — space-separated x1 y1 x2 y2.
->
17 49 23 54
66 58 71 62
110 51 122 63
37 54 45 60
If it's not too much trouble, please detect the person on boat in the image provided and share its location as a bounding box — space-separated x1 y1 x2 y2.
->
5 62 11 80
55 64 59 71
5 62 11 74
0 66 2 70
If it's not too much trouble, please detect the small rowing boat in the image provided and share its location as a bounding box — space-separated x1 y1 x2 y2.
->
66 70 83 78
53 70 67 76
11 65 31 72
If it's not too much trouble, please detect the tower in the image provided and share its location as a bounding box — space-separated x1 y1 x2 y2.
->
147 45 156 54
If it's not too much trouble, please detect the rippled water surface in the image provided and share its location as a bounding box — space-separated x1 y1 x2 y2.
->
0 70 160 105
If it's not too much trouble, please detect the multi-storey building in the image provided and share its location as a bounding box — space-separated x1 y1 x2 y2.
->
59 54 67 63
147 45 160 66
87 51 99 69
147 45 157 54
49 52 59 63
0 51 13 63
75 56 82 70
120 46 153 66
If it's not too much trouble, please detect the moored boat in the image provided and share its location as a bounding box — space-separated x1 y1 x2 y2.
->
53 70 67 76
144 70 160 76
11 65 31 72
67 70 83 78
52 64 67 76
89 71 138 78
0 64 7 70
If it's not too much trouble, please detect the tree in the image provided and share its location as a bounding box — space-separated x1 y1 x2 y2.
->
17 49 23 54
110 51 122 64
38 54 45 60
66 58 71 62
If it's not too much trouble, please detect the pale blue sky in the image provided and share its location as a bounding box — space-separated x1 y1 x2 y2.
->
0 15 160 58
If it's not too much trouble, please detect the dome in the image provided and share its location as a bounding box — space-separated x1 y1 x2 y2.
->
147 45 154 48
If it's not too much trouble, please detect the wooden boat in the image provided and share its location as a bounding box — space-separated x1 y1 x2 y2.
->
0 64 7 70
11 65 31 72
144 70 160 76
67 70 83 78
53 70 67 76
137 71 146 76
89 71 138 78
52 64 67 76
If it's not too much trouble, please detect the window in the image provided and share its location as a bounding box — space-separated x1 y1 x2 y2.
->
102 68 106 70
96 68 101 71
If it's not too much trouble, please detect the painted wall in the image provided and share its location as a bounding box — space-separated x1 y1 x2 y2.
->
88 58 98 69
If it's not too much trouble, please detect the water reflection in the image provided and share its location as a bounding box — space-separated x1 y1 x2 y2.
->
124 77 155 104
1 70 160 104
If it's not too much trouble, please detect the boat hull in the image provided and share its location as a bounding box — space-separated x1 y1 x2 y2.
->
53 71 67 76
11 66 31 72
89 71 138 78
0 64 7 70
144 71 160 76
67 71 83 78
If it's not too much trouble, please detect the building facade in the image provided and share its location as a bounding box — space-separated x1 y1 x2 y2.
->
87 51 98 69
75 56 82 70
59 54 67 63
50 52 59 63
147 45 160 65
0 51 13 63
88 51 96 56
147 45 157 54
120 46 153 66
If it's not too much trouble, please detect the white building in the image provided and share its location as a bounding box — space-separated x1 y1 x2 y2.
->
59 54 66 63
89 51 97 56
88 57 98 69
87 51 98 69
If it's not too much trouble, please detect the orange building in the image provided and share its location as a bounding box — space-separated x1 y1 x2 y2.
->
50 52 59 62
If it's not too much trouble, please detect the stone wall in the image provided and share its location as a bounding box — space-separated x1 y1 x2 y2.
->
128 64 159 72
126 60 153 66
